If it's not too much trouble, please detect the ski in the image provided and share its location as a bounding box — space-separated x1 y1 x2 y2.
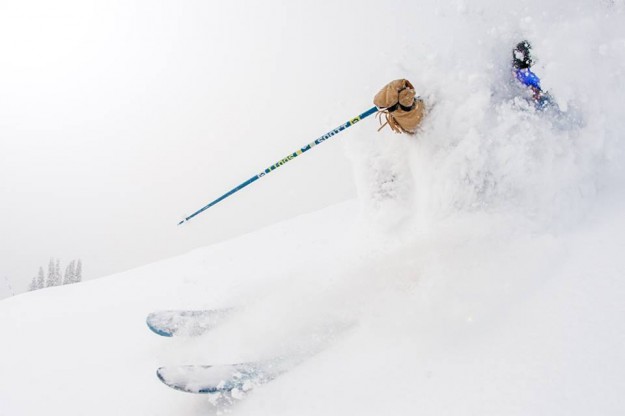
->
146 308 234 337
156 356 309 407
155 321 355 400
156 358 294 395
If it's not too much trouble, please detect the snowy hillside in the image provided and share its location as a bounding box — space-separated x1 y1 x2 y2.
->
2 0 625 415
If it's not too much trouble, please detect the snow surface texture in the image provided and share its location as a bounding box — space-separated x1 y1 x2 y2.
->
2 1 625 415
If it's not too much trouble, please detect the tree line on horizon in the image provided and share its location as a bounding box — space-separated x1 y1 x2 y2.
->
28 258 83 291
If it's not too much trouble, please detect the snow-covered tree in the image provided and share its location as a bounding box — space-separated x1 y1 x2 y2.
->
28 267 46 291
61 259 83 285
63 261 76 285
36 267 45 289
75 259 83 283
47 258 61 287
46 259 55 287
37 259 83 288
55 259 61 285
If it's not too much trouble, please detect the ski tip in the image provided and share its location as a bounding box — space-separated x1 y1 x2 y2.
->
146 319 175 337
146 312 175 337
177 218 187 226
156 366 220 394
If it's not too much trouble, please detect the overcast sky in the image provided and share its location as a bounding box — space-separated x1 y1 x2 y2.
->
0 0 407 295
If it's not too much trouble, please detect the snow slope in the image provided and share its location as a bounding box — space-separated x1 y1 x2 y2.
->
2 1 625 415
2 190 625 416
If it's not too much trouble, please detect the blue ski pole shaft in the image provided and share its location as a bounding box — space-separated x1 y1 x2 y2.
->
178 106 378 225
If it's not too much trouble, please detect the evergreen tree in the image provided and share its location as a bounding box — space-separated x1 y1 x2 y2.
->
36 267 45 289
47 258 61 287
46 258 55 287
54 259 61 285
29 267 46 291
64 260 80 285
75 259 83 283
38 259 83 288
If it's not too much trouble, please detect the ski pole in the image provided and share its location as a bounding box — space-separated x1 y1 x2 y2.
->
178 106 378 225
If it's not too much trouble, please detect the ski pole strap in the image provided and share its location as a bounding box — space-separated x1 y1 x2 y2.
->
177 106 378 225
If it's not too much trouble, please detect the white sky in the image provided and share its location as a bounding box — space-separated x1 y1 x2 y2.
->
1 0 400 293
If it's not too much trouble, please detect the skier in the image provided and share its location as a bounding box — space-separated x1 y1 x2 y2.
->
512 40 552 110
